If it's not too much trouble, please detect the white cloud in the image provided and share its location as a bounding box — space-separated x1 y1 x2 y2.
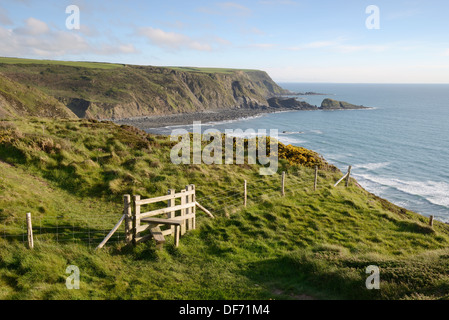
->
0 6 12 25
267 64 449 83
138 27 212 51
0 18 137 58
259 0 298 5
287 38 388 53
15 17 49 35
218 2 251 15
198 2 251 16
247 43 276 49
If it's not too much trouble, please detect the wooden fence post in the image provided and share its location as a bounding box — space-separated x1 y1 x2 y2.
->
186 185 192 231
133 195 140 244
124 195 132 244
314 166 318 191
282 171 285 197
180 189 186 235
26 212 33 249
244 180 247 207
191 185 196 230
345 165 352 187
429 215 434 227
167 189 175 234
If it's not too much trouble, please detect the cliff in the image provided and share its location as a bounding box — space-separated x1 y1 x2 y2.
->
0 59 287 120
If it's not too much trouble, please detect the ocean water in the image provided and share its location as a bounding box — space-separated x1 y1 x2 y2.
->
147 83 449 222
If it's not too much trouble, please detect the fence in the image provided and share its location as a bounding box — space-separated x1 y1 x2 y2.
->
130 184 196 248
1 166 359 249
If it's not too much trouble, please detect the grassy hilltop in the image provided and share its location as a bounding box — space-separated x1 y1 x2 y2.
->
1 117 449 300
0 57 286 120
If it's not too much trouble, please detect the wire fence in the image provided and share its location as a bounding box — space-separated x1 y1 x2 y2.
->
0 167 342 248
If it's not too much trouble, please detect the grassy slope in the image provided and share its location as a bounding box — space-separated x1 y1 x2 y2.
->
1 118 449 300
0 74 76 118
0 57 286 119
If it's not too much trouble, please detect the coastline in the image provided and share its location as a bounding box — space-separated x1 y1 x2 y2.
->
112 106 298 130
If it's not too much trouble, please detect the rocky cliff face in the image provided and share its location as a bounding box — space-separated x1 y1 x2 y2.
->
0 62 288 120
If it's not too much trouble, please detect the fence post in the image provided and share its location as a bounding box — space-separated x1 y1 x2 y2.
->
244 180 247 207
429 215 434 227
133 195 140 244
167 189 175 234
124 195 132 244
282 171 285 197
180 189 186 235
26 212 33 249
186 185 192 231
314 165 318 191
345 165 352 187
191 185 196 230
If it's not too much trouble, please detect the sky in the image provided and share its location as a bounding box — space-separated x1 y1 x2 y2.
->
0 0 449 83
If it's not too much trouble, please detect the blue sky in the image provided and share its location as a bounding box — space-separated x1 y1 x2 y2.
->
0 0 449 83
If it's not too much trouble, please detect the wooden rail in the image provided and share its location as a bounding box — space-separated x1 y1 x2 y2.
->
132 184 197 248
334 166 352 187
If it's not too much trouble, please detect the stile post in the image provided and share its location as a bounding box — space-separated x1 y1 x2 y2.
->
133 195 140 244
186 185 192 231
180 190 186 235
345 165 352 187
174 225 180 247
314 165 318 191
167 189 175 234
244 180 247 207
191 184 196 230
429 215 434 227
282 171 285 197
124 195 132 244
26 212 33 249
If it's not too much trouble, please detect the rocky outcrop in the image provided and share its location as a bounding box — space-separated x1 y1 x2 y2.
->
319 98 368 110
267 97 317 110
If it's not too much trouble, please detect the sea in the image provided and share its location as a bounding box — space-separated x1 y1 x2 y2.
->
146 83 449 222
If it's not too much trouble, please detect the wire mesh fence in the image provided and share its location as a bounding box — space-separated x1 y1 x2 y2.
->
0 167 341 247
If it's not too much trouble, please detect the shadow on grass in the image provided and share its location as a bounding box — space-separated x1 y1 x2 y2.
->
241 254 382 300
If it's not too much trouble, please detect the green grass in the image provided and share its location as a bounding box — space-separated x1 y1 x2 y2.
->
0 57 123 69
166 66 261 74
1 117 449 300
0 57 286 119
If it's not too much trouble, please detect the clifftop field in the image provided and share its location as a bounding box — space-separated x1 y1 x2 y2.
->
1 117 449 300
0 57 286 120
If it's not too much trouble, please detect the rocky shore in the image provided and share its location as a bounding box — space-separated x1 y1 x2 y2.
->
112 106 295 129
112 97 368 130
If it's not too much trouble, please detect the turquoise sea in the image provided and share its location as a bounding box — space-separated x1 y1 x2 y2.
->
148 83 449 222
